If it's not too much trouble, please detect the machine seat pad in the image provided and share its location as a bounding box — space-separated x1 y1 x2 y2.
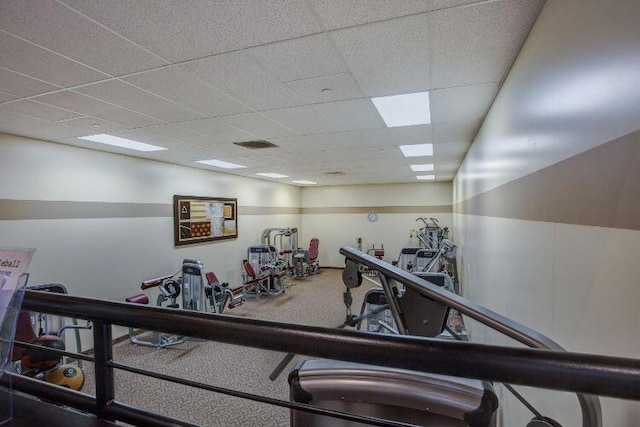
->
126 294 149 305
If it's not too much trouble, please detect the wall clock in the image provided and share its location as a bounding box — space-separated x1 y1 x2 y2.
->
367 212 379 222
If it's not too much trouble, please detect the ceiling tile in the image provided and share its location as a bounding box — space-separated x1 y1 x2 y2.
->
0 90 18 103
429 0 545 87
0 99 83 121
204 0 322 49
0 31 109 87
184 52 304 111
261 106 337 135
433 141 471 157
221 112 293 139
433 121 479 143
107 128 190 150
285 73 364 104
61 116 124 133
0 66 60 97
0 109 87 140
434 161 462 173
268 136 322 153
308 0 429 31
430 82 499 123
138 123 215 147
35 90 164 128
386 124 433 144
250 34 348 82
308 128 393 149
76 79 205 122
426 0 487 11
123 67 252 118
330 13 431 96
0 0 167 76
181 117 255 144
59 0 237 63
311 98 385 131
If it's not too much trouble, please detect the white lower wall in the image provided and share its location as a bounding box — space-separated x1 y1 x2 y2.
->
300 183 453 267
0 134 301 349
302 212 452 267
455 213 640 426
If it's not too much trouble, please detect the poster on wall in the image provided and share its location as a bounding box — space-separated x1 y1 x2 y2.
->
1 248 35 372
173 195 237 246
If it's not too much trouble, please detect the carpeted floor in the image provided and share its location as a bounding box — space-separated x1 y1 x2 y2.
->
81 268 376 426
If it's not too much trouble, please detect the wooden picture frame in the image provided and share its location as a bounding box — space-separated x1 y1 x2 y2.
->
173 195 238 246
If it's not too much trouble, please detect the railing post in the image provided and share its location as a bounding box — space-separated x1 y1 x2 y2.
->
92 320 115 420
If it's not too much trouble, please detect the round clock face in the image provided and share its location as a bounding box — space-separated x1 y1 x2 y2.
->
367 212 378 222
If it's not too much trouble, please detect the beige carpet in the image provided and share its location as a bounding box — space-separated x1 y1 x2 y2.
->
81 268 376 426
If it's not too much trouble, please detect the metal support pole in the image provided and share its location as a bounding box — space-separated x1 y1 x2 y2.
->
92 320 115 420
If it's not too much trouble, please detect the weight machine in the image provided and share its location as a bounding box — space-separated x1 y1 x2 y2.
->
287 248 591 427
261 227 298 275
243 246 288 297
125 259 244 348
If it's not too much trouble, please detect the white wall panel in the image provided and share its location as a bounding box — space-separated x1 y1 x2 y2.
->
302 212 452 267
0 133 301 350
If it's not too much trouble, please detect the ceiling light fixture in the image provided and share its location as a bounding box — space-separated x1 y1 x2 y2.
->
399 143 433 157
292 180 317 185
256 172 289 179
371 91 431 127
416 175 436 180
78 134 167 152
410 164 434 172
196 159 246 169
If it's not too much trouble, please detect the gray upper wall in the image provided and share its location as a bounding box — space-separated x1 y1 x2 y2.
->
454 0 640 220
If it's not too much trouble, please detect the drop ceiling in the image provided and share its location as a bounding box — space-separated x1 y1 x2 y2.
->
0 0 544 186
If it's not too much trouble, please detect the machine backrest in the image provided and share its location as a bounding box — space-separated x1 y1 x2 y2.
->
206 271 219 285
243 260 257 278
308 238 319 260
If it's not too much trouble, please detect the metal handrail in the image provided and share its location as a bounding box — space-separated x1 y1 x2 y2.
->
339 246 606 427
8 267 640 426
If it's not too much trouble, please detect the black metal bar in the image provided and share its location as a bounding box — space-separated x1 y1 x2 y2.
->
13 338 94 363
340 246 604 427
4 373 97 414
21 291 640 401
110 361 418 427
105 401 199 427
340 247 562 350
92 320 115 421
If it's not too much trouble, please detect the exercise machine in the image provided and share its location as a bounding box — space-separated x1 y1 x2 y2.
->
411 217 449 250
242 256 287 297
291 238 321 279
125 273 185 349
125 259 244 347
261 227 298 274
244 245 288 295
289 248 595 427
361 243 384 276
10 283 90 391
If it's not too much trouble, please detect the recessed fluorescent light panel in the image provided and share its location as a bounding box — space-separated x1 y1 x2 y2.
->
417 175 436 180
399 143 433 157
410 164 434 172
371 91 431 127
78 134 167 152
292 180 317 185
196 159 246 169
256 173 289 179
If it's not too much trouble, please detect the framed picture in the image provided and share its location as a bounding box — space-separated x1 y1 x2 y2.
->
173 195 238 246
